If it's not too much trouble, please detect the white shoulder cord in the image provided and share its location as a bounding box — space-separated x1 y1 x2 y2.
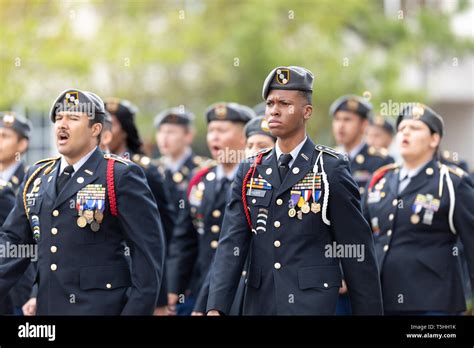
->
313 151 330 226
439 164 457 234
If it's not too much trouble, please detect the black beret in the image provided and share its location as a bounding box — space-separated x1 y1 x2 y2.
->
154 107 195 128
244 116 276 141
252 102 266 117
370 115 395 135
205 102 255 124
0 111 32 139
49 89 106 123
262 66 314 100
104 98 143 154
396 103 444 137
330 95 373 119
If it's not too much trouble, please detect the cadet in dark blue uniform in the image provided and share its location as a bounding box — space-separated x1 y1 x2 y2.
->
0 113 36 315
207 66 383 315
167 102 254 315
363 103 474 315
153 107 206 219
104 97 174 315
0 112 32 193
331 95 394 196
0 179 15 224
0 89 165 315
367 115 395 153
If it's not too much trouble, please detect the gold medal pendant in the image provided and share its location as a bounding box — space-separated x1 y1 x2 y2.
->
288 208 296 218
311 202 320 214
301 203 310 214
410 214 420 224
91 221 100 232
77 216 87 228
94 210 104 223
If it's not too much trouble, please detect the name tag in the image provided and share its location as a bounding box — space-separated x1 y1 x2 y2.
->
247 188 266 197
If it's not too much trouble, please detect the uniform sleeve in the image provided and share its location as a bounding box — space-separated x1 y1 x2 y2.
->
0 173 35 303
193 268 211 313
206 162 251 315
166 197 198 295
116 164 165 315
328 157 383 315
453 175 474 302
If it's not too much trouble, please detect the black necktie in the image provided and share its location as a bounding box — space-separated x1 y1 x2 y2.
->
278 154 293 181
56 165 75 194
220 178 232 203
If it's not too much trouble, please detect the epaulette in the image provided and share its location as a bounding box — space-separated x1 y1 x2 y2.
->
314 144 341 159
246 147 272 162
104 153 129 166
438 162 466 178
192 155 205 166
368 146 389 158
368 163 400 190
131 153 151 168
34 156 61 166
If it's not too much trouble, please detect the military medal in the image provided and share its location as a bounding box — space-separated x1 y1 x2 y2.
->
301 204 310 214
288 208 296 218
311 202 320 214
77 216 87 228
90 221 100 232
301 190 312 214
410 214 420 224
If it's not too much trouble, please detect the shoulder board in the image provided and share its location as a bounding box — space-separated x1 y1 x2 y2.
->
314 144 341 159
34 156 60 166
247 147 272 160
439 162 466 178
104 153 129 166
131 154 151 168
368 163 400 190
368 146 389 158
0 178 10 187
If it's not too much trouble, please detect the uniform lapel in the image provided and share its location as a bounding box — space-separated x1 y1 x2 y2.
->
53 148 103 209
44 161 60 201
257 149 281 189
276 138 315 196
401 160 437 197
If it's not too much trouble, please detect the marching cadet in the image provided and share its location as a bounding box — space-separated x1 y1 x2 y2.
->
104 97 174 315
367 115 395 152
363 103 474 315
244 116 276 157
0 113 36 315
331 95 394 195
167 102 254 315
206 66 383 316
153 107 206 218
0 89 165 315
0 112 32 193
0 179 15 224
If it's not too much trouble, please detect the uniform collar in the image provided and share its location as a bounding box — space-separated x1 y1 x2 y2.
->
215 163 238 181
346 140 366 160
399 158 432 180
59 146 98 176
275 136 307 168
0 161 21 182
163 147 192 173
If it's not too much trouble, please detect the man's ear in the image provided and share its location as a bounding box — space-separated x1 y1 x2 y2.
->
303 105 313 120
92 123 103 137
17 138 29 154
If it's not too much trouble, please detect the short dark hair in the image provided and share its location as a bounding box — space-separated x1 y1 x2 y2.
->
88 118 103 144
299 90 312 105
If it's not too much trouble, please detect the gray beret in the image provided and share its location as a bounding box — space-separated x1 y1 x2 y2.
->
244 116 276 141
154 107 195 128
0 112 32 139
330 95 373 120
262 66 314 100
49 89 106 123
396 103 444 137
205 102 255 124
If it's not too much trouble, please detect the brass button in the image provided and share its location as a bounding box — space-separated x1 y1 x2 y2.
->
383 245 389 252
210 240 218 249
274 262 281 270
211 225 220 233
241 271 247 277
52 210 59 217
425 167 434 175
251 199 256 204
380 192 386 198
276 199 283 206
212 210 221 218
50 246 57 253
51 228 58 235
323 283 329 288
389 213 394 221
274 240 281 248
359 186 365 195
387 229 392 237
392 199 398 206
50 264 57 271
106 283 112 289
274 221 281 228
